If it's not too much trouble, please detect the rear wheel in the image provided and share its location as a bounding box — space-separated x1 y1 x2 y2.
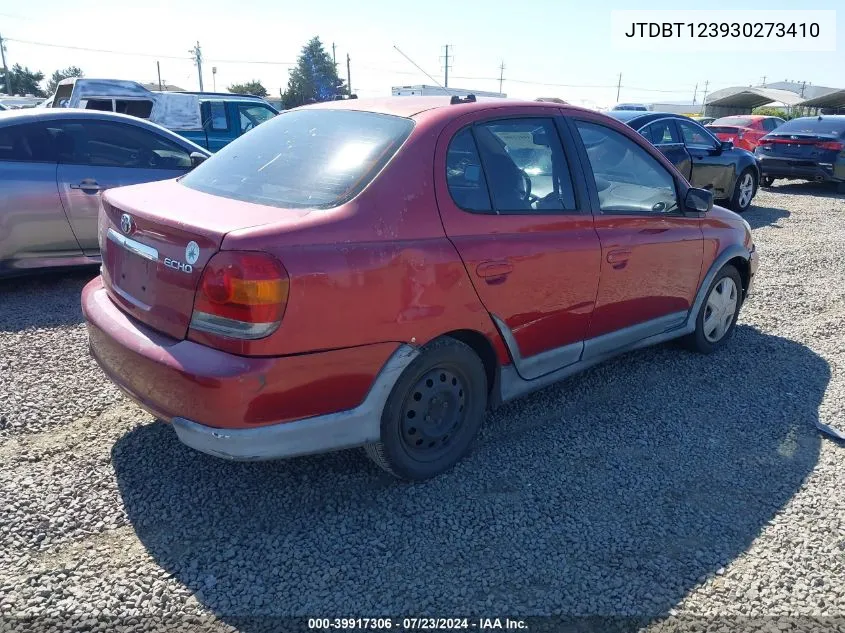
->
365 338 488 481
683 265 743 354
729 169 757 212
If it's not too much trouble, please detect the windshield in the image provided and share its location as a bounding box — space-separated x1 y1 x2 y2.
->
181 108 414 209
712 117 754 127
769 117 845 137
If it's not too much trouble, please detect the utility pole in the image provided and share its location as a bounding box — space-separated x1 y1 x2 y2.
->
800 80 806 97
761 76 767 87
212 66 217 91
189 41 204 91
346 53 352 96
442 45 451 88
616 73 622 102
0 33 9 96
692 82 698 105
332 42 337 66
156 61 163 91
498 61 505 94
701 80 710 114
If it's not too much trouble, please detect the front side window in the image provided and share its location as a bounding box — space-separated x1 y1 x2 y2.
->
677 120 717 148
575 120 679 215
50 121 192 169
238 104 276 133
472 118 576 213
181 109 414 209
446 127 491 212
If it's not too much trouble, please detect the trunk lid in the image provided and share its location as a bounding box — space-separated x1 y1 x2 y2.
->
757 133 843 161
100 179 304 339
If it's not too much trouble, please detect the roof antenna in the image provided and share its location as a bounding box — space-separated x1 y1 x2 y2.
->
392 45 456 97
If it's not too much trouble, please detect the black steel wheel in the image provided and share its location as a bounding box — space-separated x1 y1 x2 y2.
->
365 338 488 480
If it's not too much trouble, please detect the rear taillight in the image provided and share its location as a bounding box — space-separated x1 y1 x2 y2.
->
190 251 289 340
818 141 844 152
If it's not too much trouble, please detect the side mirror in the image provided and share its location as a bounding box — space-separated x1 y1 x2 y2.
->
720 140 733 152
190 151 208 168
685 187 713 215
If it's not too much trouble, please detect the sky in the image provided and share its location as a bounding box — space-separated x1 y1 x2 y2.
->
1 0 843 109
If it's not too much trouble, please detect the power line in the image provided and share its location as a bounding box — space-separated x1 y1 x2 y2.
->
5 37 191 60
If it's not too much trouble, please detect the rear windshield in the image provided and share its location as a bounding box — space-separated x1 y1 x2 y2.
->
771 117 845 136
712 117 754 127
180 109 414 209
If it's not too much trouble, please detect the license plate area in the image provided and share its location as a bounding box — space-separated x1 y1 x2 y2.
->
106 229 158 310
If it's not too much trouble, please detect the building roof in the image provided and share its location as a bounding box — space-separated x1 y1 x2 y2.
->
798 89 845 109
705 86 805 109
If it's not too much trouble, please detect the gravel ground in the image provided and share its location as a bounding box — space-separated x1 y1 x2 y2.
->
1 180 845 633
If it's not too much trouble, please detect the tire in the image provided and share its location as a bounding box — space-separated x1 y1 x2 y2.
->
761 175 775 188
365 338 488 481
729 169 757 212
683 264 743 354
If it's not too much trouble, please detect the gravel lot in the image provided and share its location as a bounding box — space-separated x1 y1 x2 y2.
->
2 181 845 632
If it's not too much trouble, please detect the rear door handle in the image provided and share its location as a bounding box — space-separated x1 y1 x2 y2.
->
606 249 631 269
70 179 105 192
476 260 513 283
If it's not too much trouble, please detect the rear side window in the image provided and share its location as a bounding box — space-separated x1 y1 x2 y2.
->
473 118 576 213
642 120 680 145
446 128 491 212
116 100 154 118
771 117 845 136
49 121 192 169
181 109 414 209
0 123 57 162
202 101 229 131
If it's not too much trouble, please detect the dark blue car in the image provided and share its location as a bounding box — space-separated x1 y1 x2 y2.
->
755 115 845 191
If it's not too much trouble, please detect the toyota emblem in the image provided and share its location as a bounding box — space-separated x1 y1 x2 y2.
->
120 213 133 235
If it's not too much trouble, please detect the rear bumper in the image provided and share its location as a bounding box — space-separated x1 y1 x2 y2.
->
757 156 845 182
82 276 417 460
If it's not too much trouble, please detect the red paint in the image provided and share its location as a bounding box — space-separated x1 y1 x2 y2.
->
707 116 777 152
83 98 755 432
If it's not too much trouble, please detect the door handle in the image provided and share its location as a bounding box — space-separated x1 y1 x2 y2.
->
476 260 513 284
606 249 631 269
70 180 105 192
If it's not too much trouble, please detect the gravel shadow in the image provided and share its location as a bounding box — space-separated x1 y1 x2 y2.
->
0 268 98 331
112 325 829 624
760 180 845 199
742 204 790 230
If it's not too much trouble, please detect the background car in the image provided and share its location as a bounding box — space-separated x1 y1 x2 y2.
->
707 115 786 152
691 116 715 126
0 109 210 276
612 103 649 111
608 110 760 212
755 115 845 190
82 97 757 481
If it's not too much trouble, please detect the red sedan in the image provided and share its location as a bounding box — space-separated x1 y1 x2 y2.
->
707 115 786 152
82 96 758 480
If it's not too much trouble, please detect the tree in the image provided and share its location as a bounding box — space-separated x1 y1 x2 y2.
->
282 36 345 108
2 64 46 97
228 80 268 97
47 66 84 95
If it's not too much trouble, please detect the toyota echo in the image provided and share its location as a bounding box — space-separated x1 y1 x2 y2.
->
82 96 758 480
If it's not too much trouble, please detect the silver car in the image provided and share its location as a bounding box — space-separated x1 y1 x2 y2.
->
0 109 210 276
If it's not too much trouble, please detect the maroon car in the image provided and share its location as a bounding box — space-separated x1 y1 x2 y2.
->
83 96 758 480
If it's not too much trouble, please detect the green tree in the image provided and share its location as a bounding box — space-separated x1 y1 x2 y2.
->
228 80 268 97
2 64 46 97
46 66 84 95
282 36 345 108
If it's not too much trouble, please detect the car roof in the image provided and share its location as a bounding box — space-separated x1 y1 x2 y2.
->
301 96 586 119
605 111 688 128
0 108 211 154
